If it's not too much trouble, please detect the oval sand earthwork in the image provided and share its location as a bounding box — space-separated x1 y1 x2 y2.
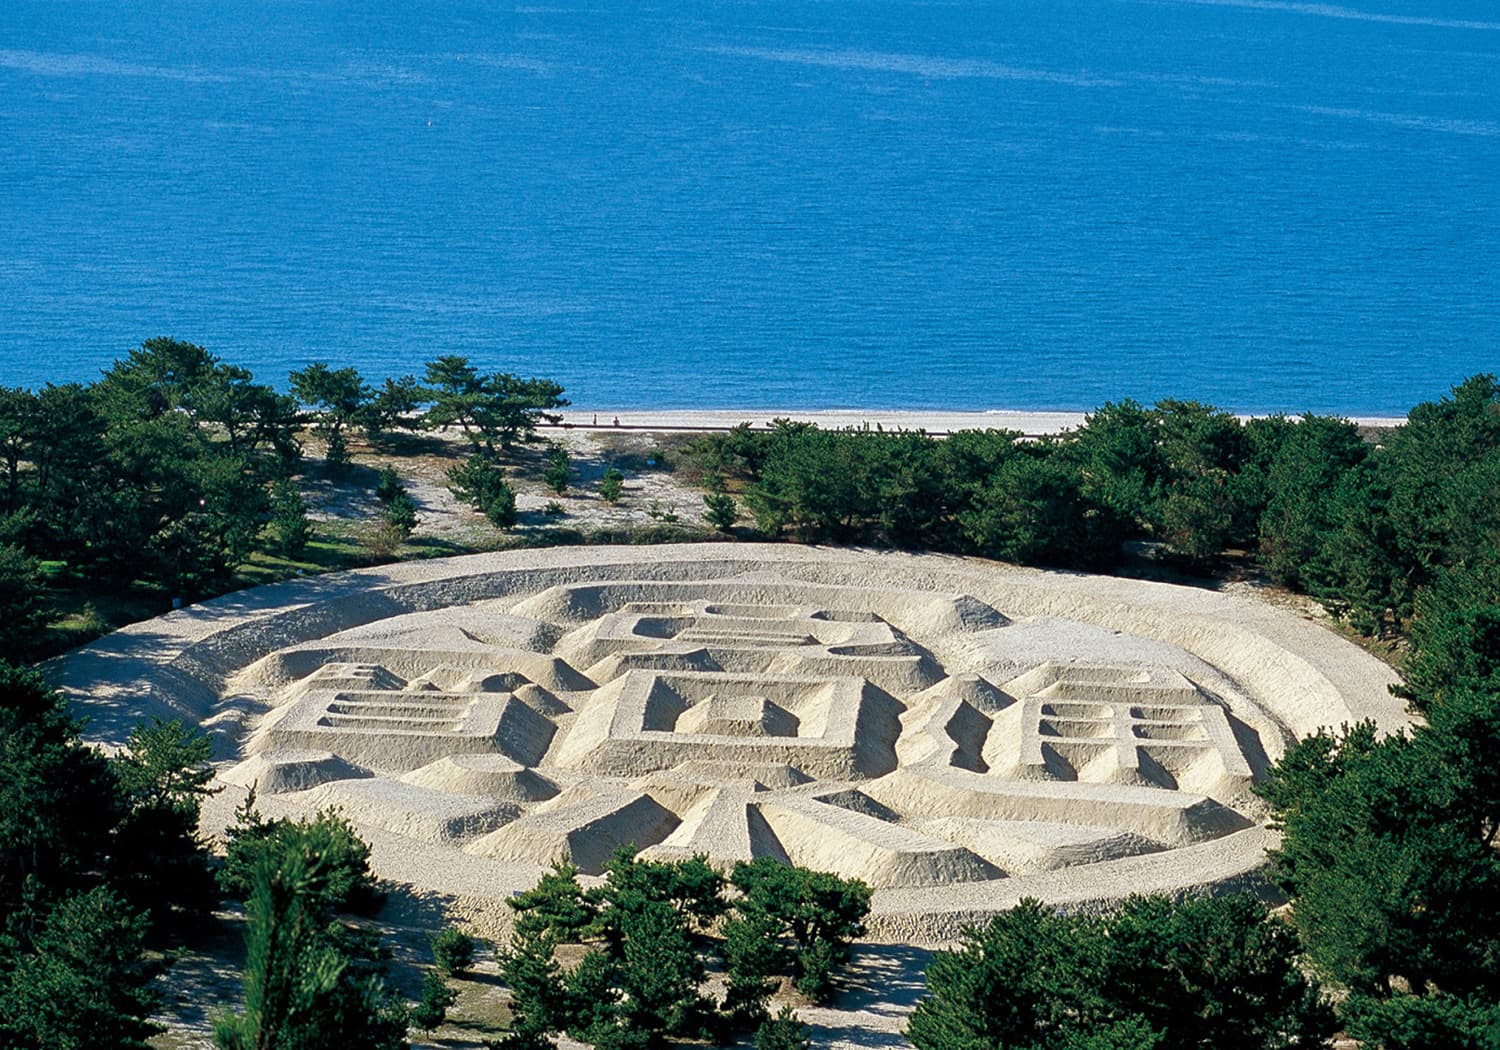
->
54 544 1404 943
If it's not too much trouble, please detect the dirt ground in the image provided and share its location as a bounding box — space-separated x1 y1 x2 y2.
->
298 425 718 551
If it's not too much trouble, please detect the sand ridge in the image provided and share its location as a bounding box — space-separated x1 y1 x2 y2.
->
52 543 1404 944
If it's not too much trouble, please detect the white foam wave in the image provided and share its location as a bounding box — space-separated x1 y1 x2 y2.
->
1154 0 1500 32
699 45 1121 88
465 52 554 75
1298 104 1500 137
0 49 230 82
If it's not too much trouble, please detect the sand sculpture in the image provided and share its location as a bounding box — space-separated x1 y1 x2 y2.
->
54 544 1404 942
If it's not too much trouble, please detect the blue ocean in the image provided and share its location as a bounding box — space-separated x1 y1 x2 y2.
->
0 0 1496 414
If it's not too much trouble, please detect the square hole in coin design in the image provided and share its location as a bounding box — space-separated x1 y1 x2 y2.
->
555 670 902 780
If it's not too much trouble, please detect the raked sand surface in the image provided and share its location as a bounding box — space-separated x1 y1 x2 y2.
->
56 543 1406 943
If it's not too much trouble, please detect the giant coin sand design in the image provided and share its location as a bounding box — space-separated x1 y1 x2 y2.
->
56 544 1404 942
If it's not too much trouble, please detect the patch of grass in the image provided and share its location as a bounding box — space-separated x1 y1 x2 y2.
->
236 530 375 586
494 524 712 550
428 975 515 1042
404 535 485 560
37 577 171 657
591 431 698 474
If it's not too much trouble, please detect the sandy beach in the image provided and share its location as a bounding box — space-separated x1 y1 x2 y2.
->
555 409 1407 436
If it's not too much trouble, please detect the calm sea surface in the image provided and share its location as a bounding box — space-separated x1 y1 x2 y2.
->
0 0 1496 414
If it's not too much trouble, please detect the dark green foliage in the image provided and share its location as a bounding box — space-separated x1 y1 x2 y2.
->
485 481 518 529
422 355 568 451
108 718 220 925
0 541 50 660
219 794 381 917
506 858 598 940
755 1005 811 1050
1411 685 1500 857
498 928 569 1047
213 818 408 1050
113 717 216 812
448 453 508 521
289 362 372 466
1145 400 1246 561
1256 415 1369 587
731 857 871 1003
17 338 297 595
543 446 570 495
1064 397 1254 560
1251 404 1500 1043
1382 377 1500 573
906 895 1333 1050
496 854 866 1046
560 948 619 1041
1067 399 1160 524
96 338 298 460
1293 375 1500 635
271 478 312 558
0 668 224 1044
541 851 719 1045
448 453 519 530
599 466 625 503
703 489 738 531
745 427 892 541
908 899 1107 1050
372 464 419 537
1103 894 1335 1049
409 969 457 1032
597 848 727 932
614 892 711 1041
383 489 418 537
1155 470 1234 566
1259 721 1500 999
1399 560 1500 716
0 887 163 1050
0 385 38 512
1343 993 1500 1050
324 427 349 467
958 451 1123 570
684 379 1500 640
364 376 424 437
432 925 478 976
0 662 118 911
721 908 786 1026
1301 465 1405 635
1057 1018 1165 1049
374 465 404 504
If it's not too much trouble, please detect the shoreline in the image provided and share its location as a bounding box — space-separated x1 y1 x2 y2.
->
552 408 1408 436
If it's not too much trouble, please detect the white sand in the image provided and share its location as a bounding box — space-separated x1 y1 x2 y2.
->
54 543 1405 948
554 408 1407 435
56 542 1409 1048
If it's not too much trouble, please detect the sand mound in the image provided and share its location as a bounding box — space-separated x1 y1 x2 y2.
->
304 779 520 844
399 754 560 802
56 543 1406 941
758 796 1001 889
466 790 679 874
917 816 1162 873
640 788 790 866
220 749 370 794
